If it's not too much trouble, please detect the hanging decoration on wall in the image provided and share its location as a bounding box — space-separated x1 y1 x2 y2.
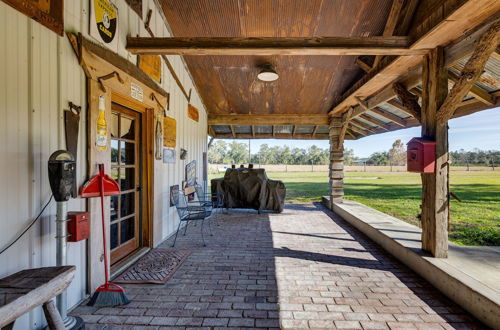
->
96 95 108 151
170 185 179 206
154 114 163 160
90 0 119 52
180 148 187 160
163 117 176 148
138 55 162 83
187 104 200 122
163 148 176 164
3 0 64 35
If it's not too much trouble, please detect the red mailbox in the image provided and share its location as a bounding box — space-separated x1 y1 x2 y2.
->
67 211 89 242
407 138 436 173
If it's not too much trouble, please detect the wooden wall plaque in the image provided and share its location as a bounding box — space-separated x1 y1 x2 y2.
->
187 104 199 122
163 116 176 148
2 0 64 35
138 55 162 83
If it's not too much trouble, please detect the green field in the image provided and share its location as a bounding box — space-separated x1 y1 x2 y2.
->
209 171 500 246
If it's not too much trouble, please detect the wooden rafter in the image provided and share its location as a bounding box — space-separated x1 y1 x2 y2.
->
447 70 494 106
251 125 255 138
126 36 426 56
372 0 405 68
359 113 390 131
312 125 319 138
393 82 422 122
356 58 372 73
213 133 331 140
348 124 368 136
230 125 235 138
329 0 500 117
369 107 407 127
351 119 377 133
208 114 329 126
437 21 500 124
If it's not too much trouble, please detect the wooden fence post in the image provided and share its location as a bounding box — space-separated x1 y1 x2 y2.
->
421 47 449 258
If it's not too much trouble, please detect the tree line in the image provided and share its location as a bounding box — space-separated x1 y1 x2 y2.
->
208 140 498 167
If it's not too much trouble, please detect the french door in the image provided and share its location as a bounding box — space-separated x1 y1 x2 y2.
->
109 103 142 264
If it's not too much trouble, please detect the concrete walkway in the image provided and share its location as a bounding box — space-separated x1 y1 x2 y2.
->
72 203 485 329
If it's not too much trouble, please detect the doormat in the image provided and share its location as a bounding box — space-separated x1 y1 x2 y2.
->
114 249 191 284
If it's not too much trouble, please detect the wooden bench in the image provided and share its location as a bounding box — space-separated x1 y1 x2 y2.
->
0 266 75 330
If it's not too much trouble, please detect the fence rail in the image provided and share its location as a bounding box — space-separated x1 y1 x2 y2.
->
208 164 495 173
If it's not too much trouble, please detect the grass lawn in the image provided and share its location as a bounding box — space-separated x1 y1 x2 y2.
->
209 170 500 246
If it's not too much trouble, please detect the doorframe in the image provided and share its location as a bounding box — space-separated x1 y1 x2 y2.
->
111 92 155 250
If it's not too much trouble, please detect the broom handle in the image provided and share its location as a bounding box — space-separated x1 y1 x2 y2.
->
98 164 109 284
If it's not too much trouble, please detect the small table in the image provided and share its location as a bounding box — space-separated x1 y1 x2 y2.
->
0 266 75 330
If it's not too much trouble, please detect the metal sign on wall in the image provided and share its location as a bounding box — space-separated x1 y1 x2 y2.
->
89 0 118 52
187 104 199 122
3 0 64 35
138 55 162 83
163 117 176 148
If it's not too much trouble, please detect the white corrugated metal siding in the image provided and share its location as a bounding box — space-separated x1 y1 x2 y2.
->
0 1 207 328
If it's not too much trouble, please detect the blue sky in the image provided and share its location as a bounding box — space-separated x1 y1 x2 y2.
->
215 107 500 158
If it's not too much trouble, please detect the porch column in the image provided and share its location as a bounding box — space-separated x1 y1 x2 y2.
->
420 47 449 258
329 115 344 209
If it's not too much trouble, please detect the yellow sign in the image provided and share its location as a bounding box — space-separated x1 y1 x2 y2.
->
163 117 176 148
90 0 118 51
138 55 162 83
187 104 199 122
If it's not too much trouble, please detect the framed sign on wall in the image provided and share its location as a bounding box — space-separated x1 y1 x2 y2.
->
187 104 199 122
163 117 176 148
3 0 64 35
89 0 119 52
138 55 162 83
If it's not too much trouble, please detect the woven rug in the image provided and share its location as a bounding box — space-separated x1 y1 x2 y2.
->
114 249 191 284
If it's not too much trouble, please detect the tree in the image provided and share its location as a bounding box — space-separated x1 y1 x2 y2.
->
367 151 389 165
388 139 406 165
208 140 227 164
344 148 357 165
226 141 248 164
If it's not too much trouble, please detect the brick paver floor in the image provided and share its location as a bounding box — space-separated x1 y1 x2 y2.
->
72 203 484 329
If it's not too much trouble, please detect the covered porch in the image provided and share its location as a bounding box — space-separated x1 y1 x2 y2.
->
72 204 483 329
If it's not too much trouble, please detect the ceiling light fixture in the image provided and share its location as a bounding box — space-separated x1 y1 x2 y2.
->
257 64 279 82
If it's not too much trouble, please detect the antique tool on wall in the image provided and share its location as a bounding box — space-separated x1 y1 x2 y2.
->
47 150 85 329
64 102 81 198
81 164 129 307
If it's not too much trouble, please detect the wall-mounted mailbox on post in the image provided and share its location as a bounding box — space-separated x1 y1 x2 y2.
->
407 138 436 173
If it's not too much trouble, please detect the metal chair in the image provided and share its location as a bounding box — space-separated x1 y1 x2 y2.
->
171 189 212 247
192 184 225 220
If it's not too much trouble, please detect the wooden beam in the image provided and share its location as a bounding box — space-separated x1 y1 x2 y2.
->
386 99 418 118
212 133 332 140
369 107 407 127
373 0 405 68
348 124 368 136
359 113 390 131
448 71 494 105
292 125 297 137
230 125 235 138
207 114 329 126
356 58 372 73
126 36 426 56
351 119 377 134
329 0 500 116
421 47 449 258
437 22 500 124
251 125 255 138
312 125 319 138
336 108 353 149
393 82 422 122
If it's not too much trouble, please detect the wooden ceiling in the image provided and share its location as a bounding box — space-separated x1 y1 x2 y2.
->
159 0 393 116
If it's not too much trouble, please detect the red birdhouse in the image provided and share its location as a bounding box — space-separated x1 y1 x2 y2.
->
407 138 436 173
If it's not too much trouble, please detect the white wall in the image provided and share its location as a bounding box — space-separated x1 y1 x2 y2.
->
0 1 207 329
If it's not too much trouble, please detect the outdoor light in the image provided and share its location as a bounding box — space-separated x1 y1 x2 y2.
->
257 65 279 82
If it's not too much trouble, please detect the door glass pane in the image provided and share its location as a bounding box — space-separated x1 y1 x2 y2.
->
120 168 135 191
110 167 119 183
120 116 135 139
111 140 119 165
110 195 119 221
110 223 119 250
120 217 135 244
110 113 119 138
121 192 135 218
120 142 135 165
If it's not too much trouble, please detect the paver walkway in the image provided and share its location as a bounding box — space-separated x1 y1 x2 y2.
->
72 203 484 329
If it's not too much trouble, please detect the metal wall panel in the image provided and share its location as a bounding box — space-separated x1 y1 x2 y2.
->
0 1 207 328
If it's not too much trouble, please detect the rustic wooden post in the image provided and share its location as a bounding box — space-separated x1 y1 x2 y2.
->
421 47 449 258
329 116 344 208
